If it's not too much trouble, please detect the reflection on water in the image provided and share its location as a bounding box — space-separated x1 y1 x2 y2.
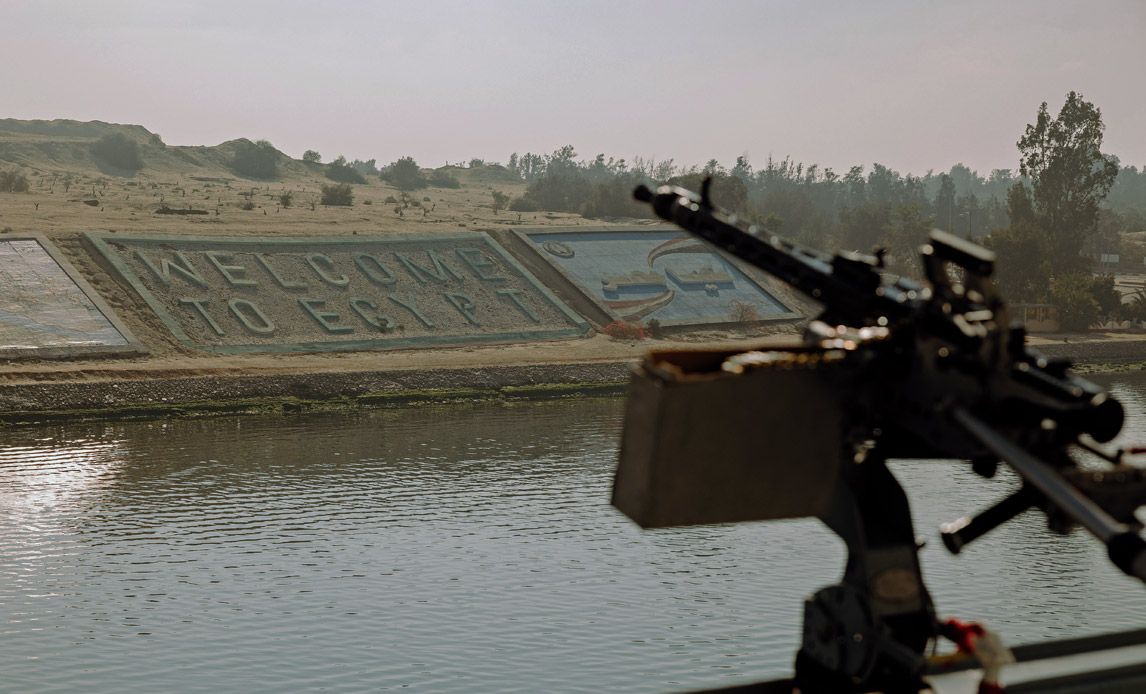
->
3 377 1146 692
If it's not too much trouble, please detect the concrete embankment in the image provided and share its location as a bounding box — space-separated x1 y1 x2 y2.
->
0 361 636 424
3 335 1144 425
1032 338 1146 366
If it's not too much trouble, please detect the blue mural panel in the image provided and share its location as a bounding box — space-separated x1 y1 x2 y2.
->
520 228 797 325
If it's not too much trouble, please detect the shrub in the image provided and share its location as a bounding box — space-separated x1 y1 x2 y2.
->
491 190 510 214
384 195 398 204
1051 272 1099 331
302 150 322 164
428 168 461 189
509 196 540 212
646 318 664 338
279 192 293 208
325 155 367 183
385 157 427 191
321 183 354 206
0 169 30 193
728 300 762 323
231 139 280 179
604 320 650 340
92 133 143 170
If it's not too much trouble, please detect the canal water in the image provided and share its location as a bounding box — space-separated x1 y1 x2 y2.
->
4 375 1146 692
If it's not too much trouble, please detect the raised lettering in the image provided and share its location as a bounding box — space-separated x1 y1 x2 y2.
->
497 288 541 323
388 295 435 328
350 297 392 331
256 253 307 289
456 248 506 281
354 253 397 286
179 297 224 335
298 298 354 334
205 251 257 287
228 299 276 335
394 251 465 284
136 250 207 287
444 293 480 326
305 253 350 287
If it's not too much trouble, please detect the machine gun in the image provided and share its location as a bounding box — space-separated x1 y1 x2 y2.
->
612 180 1146 693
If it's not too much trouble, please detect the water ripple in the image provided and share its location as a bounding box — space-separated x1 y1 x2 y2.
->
3 389 1146 692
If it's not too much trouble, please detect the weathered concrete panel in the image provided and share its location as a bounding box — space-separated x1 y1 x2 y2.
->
517 228 799 326
0 233 143 359
84 232 589 353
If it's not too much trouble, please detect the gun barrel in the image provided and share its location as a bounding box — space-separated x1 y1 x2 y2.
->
634 184 911 327
954 407 1146 584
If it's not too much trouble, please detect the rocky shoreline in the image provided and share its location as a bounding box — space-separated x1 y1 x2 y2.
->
2 338 1145 426
0 360 635 424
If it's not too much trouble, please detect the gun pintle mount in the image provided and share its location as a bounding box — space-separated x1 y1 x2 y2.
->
612 180 1146 693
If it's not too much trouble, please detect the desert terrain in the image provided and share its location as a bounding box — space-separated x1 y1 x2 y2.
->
0 120 808 418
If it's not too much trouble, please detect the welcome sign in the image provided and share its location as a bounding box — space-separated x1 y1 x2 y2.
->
84 232 589 353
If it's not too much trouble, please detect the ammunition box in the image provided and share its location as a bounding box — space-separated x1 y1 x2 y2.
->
612 346 843 528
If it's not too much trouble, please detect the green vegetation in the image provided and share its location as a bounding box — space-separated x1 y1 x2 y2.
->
320 183 354 206
0 168 30 193
92 133 143 171
383 157 426 191
325 155 367 183
230 139 280 179
428 168 461 188
302 150 322 164
490 190 509 214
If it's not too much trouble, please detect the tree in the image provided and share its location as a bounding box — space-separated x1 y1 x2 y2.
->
320 183 353 206
490 190 509 214
1005 181 1035 226
303 150 322 164
1051 272 1099 331
325 155 366 183
1018 91 1119 270
983 221 1051 301
231 139 280 179
0 168 30 193
934 174 956 231
387 157 426 191
92 133 143 171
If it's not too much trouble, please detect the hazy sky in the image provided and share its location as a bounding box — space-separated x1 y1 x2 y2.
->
4 0 1144 176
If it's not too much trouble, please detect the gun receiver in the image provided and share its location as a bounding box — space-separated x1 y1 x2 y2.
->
616 181 1146 692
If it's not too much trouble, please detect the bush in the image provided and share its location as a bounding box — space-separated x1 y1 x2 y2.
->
0 169 30 193
728 300 762 323
92 133 143 170
321 183 354 206
302 150 322 164
385 157 426 191
384 195 398 204
428 169 461 189
239 200 256 211
279 192 293 208
231 139 280 179
1051 272 1099 332
603 320 650 340
580 175 654 219
523 171 592 212
325 155 367 183
491 190 509 214
646 318 664 338
509 196 539 212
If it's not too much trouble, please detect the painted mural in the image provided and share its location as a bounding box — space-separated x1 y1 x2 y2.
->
522 229 796 325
